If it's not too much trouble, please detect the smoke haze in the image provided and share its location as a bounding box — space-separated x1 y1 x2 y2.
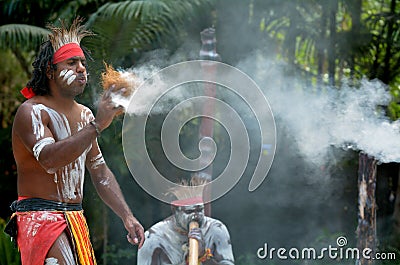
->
238 53 399 165
105 11 398 263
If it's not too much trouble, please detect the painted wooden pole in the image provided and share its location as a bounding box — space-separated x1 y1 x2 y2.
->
198 27 221 217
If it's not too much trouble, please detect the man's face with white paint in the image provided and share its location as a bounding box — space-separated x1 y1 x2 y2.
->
54 56 88 97
173 204 205 231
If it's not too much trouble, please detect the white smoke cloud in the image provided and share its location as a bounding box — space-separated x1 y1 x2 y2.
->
238 51 400 165
112 45 400 168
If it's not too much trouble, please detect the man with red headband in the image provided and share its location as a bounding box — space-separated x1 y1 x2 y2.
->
6 18 144 265
137 178 235 265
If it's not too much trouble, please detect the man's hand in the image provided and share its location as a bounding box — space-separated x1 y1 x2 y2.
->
124 215 145 248
95 85 126 132
188 227 205 258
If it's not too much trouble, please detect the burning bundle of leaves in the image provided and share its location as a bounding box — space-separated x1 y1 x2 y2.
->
101 62 137 97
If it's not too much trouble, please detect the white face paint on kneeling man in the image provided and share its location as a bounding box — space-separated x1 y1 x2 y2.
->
137 177 235 265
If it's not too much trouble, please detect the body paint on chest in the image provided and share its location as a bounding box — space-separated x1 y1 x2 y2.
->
31 104 91 200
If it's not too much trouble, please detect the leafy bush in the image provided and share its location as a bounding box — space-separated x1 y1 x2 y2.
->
0 218 20 265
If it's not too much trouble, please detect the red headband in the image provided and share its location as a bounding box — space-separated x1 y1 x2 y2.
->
171 197 204 207
53 43 84 64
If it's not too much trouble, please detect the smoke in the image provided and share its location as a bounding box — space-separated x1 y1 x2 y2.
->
207 51 399 255
88 3 400 263
118 48 400 168
109 64 162 114
237 52 400 165
108 28 400 261
110 46 202 115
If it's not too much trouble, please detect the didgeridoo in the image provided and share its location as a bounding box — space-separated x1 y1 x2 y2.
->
188 221 199 265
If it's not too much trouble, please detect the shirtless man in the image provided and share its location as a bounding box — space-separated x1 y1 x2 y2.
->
137 178 234 265
7 18 144 265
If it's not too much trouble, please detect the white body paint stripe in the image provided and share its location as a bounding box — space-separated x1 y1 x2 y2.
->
30 104 94 200
33 137 55 161
90 153 105 170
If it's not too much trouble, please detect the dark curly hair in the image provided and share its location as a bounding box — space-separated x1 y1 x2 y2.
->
25 40 55 97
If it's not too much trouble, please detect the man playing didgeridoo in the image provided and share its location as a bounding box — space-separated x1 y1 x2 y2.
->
5 18 144 265
137 177 234 265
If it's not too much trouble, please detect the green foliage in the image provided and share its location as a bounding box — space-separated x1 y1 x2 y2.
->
362 0 400 83
0 49 29 128
83 0 214 74
388 81 400 120
0 218 20 265
101 244 136 265
0 24 49 52
1 0 400 264
388 97 400 120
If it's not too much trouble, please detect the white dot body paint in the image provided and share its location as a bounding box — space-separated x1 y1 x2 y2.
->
30 104 95 200
67 75 76 85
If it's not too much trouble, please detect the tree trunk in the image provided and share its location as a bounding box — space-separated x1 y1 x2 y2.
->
328 0 338 86
356 153 377 265
349 0 362 81
392 166 400 246
317 2 327 88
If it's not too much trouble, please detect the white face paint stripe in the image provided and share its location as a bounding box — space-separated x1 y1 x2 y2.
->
63 70 74 80
67 75 76 85
60 69 76 86
60 69 68 77
33 137 55 161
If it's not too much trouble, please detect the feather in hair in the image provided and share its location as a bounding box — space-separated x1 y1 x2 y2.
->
48 17 93 52
168 175 209 201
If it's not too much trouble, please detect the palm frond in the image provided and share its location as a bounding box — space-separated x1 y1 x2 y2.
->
0 24 49 51
87 0 213 25
86 1 169 26
84 0 215 64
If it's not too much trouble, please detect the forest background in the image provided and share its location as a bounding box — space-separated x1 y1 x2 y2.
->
1 0 400 264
